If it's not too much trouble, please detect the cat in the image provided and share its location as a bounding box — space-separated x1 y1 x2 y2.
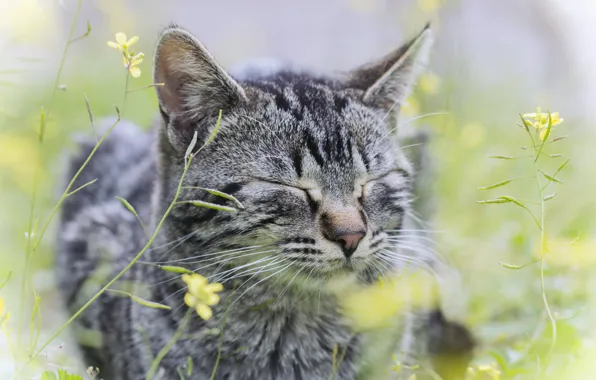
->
56 23 474 379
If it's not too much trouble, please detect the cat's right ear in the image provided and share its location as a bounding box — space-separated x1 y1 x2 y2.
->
154 26 247 151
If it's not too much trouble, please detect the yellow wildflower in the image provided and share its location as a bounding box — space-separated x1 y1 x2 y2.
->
107 32 138 52
182 274 223 320
522 107 564 141
108 32 144 78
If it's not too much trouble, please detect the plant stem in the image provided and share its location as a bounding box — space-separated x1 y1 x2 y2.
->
533 148 557 369
16 151 196 377
17 0 84 351
145 311 192 380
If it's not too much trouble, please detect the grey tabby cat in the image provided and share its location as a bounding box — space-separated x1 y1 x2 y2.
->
57 23 474 379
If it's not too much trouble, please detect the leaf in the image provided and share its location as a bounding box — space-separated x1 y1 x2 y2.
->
534 112 552 162
539 170 563 184
518 114 530 133
84 93 96 137
553 159 570 177
67 178 97 196
179 200 238 213
131 294 171 310
543 193 556 201
496 196 541 229
205 109 223 146
115 196 149 237
38 107 46 143
477 199 510 204
183 186 244 209
186 356 194 376
499 260 538 270
477 180 514 191
185 130 198 160
489 155 515 160
549 154 563 158
551 135 568 143
159 265 194 275
116 196 141 218
109 289 171 310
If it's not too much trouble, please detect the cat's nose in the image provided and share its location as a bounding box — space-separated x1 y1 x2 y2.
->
321 209 367 258
335 233 365 258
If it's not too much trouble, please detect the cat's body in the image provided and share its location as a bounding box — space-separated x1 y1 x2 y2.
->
57 24 474 379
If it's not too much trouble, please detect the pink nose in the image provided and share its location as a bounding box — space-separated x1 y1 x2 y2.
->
336 232 364 258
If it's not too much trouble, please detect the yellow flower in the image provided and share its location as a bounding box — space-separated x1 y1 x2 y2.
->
522 107 564 141
182 274 223 320
122 52 144 78
107 32 139 52
108 32 143 78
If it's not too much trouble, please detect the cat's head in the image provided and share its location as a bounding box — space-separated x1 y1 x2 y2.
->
153 24 433 291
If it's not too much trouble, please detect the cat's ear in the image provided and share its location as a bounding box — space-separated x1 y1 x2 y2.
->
154 26 247 149
345 23 432 109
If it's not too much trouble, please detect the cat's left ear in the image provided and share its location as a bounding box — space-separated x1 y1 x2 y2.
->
345 23 433 109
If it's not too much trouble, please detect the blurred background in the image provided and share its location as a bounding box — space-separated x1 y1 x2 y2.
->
1 0 595 378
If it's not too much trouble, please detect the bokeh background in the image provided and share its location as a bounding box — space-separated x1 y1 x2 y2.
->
1 0 596 378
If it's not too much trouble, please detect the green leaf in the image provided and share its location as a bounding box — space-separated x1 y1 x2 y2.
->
496 196 542 229
38 107 46 143
109 289 171 310
159 265 194 275
534 112 553 162
187 356 194 376
540 170 563 184
551 135 568 143
129 294 171 310
518 114 530 133
499 260 538 270
477 199 510 204
185 130 198 160
477 180 514 190
178 200 238 213
68 178 97 196
543 193 556 201
205 109 223 146
115 196 149 237
183 187 244 209
554 159 570 176
489 155 515 160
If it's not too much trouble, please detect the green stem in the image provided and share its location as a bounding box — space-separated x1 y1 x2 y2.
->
145 311 192 380
32 116 121 253
17 0 84 351
123 68 130 113
532 149 557 370
17 150 196 377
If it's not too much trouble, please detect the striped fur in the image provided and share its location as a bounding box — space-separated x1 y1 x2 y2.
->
56 23 473 380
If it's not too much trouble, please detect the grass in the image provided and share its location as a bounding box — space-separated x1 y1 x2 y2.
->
0 8 595 380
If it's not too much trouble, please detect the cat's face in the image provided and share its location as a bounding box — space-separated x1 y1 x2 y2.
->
153 25 432 290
